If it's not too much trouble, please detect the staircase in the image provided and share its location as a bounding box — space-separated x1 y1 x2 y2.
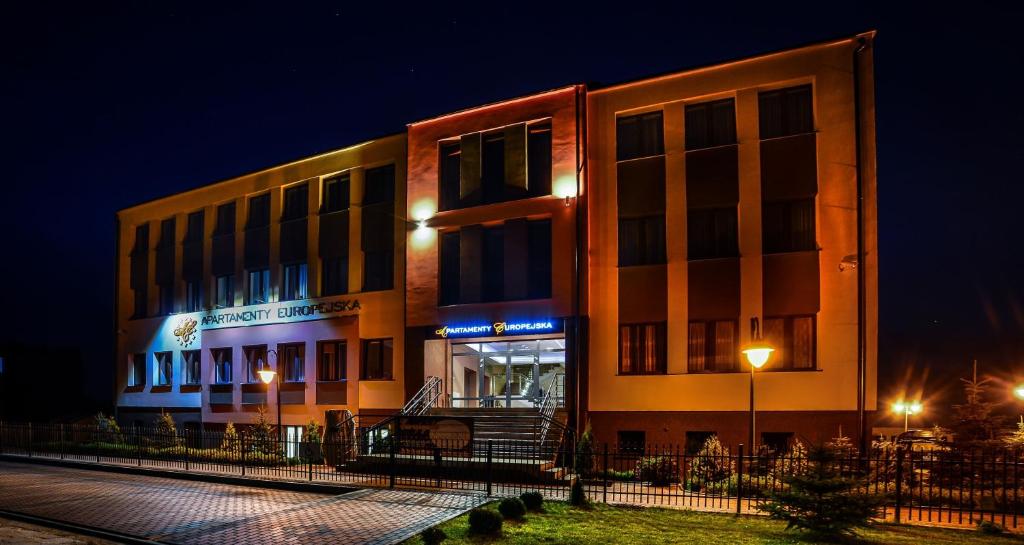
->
427 406 569 460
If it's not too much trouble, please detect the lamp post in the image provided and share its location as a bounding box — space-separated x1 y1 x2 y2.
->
892 401 922 433
741 317 774 451
258 349 281 442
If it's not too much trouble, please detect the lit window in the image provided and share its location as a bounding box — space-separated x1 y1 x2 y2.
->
185 281 202 312
687 320 737 372
155 352 172 386
361 339 393 380
182 350 201 385
318 341 346 382
215 275 234 308
244 345 267 383
247 269 270 304
282 263 308 301
129 353 146 387
212 348 232 384
619 323 666 375
279 343 305 382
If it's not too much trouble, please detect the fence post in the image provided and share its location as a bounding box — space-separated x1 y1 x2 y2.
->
184 429 190 472
895 446 904 524
486 440 494 497
308 442 313 482
241 433 247 477
389 425 398 489
27 423 33 458
603 443 609 504
736 443 744 515
136 426 142 466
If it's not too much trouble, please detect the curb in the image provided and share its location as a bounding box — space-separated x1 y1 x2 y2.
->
0 509 170 545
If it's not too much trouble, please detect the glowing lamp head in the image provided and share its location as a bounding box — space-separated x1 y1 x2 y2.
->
892 402 906 414
909 402 922 414
893 401 922 415
742 343 773 369
1015 384 1024 400
257 369 276 384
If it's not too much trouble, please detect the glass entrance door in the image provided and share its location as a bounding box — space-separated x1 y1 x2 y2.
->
450 338 565 408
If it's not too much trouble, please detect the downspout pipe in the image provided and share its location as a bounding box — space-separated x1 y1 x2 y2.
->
853 36 868 454
113 215 121 421
573 85 585 433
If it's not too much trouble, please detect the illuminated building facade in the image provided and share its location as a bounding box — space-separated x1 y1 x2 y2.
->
115 34 876 449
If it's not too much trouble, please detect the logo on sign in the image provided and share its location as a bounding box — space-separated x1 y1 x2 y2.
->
173 317 198 347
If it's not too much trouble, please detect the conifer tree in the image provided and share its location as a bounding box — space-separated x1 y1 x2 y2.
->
952 361 1003 447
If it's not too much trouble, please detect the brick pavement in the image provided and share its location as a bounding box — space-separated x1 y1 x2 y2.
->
0 461 484 545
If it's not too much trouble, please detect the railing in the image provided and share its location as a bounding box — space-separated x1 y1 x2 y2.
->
401 376 444 417
537 373 565 446
4 421 1024 528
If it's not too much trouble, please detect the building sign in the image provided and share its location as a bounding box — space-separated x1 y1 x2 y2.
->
198 299 360 330
433 319 561 339
173 317 198 347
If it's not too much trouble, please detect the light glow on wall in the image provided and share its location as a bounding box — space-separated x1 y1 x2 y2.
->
410 199 437 222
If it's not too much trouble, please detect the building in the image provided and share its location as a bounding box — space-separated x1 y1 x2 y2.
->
114 33 876 450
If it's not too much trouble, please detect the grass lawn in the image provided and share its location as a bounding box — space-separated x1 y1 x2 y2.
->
404 501 1023 545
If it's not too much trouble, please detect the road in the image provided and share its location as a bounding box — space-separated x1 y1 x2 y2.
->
0 461 483 544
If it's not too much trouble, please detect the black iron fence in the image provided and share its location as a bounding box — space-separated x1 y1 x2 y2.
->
2 421 1023 528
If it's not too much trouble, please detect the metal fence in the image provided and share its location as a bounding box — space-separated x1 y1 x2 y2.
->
1 421 1022 528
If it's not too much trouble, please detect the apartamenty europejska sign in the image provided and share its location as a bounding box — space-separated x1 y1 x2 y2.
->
170 297 361 347
433 319 561 339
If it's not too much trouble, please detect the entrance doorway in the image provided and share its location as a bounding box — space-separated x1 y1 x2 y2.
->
451 338 565 408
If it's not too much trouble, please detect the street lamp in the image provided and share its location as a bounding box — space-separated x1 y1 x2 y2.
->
258 349 281 442
742 317 774 451
1014 384 1024 401
892 401 922 433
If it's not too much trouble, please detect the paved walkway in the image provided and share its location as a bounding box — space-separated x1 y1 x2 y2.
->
0 461 484 545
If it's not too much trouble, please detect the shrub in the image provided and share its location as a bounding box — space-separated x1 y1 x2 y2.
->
498 497 526 520
569 477 589 507
153 410 182 448
574 422 594 476
221 422 240 451
691 435 731 484
250 405 279 456
634 455 678 486
305 419 323 444
519 491 544 511
93 412 123 444
421 526 447 545
977 520 1006 535
467 508 502 535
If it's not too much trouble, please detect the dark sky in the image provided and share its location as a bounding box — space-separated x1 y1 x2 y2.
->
3 2 1023 419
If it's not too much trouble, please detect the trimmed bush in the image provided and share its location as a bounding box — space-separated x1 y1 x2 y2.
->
634 455 678 486
467 508 502 535
977 520 1005 535
498 497 526 520
569 478 589 507
421 526 447 545
520 491 544 511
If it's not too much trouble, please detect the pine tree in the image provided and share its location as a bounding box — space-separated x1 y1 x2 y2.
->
250 405 279 457
155 410 182 448
952 361 1003 448
759 444 883 539
221 422 240 452
691 435 731 486
1005 417 1024 448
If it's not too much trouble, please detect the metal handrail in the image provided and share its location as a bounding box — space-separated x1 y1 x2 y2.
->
537 373 565 445
400 376 443 417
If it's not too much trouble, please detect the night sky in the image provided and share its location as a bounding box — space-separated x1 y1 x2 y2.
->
3 3 1023 421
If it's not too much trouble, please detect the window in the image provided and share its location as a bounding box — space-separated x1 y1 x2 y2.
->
688 208 738 260
212 348 232 384
762 432 795 454
182 350 201 385
282 263 308 301
284 426 304 458
439 232 460 306
318 341 346 382
130 353 146 387
279 343 305 382
363 252 393 292
322 173 350 213
321 257 348 296
618 215 666 266
243 345 267 383
685 431 716 455
763 315 816 370
362 164 395 292
158 284 174 315
247 269 270 304
759 85 813 139
185 281 202 312
527 219 552 299
281 183 308 221
155 351 172 386
214 202 236 236
482 225 505 302
481 131 506 203
763 199 815 253
617 431 646 453
617 111 664 161
527 123 552 197
687 320 737 372
133 290 147 319
439 142 461 211
247 193 271 228
618 323 667 375
215 275 234 308
130 224 149 319
361 338 393 380
686 98 737 150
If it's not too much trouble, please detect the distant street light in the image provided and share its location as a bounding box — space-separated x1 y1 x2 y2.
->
892 401 922 433
742 317 774 451
1014 384 1024 401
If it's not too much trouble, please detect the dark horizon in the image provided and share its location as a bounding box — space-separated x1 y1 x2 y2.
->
3 3 1024 424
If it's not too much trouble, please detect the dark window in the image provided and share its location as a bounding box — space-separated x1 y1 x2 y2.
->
321 257 348 296
133 290 147 319
363 164 396 205
155 352 172 386
759 85 814 139
362 164 395 292
361 338 393 380
130 353 146 387
215 275 234 308
322 174 350 213
688 207 738 260
185 211 203 241
243 345 267 383
617 431 646 453
212 348 232 384
618 215 666 266
617 111 664 161
762 432 794 454
214 202 236 235
185 281 202 312
281 183 308 221
246 269 270 304
318 341 346 382
363 252 393 292
686 98 736 150
763 199 815 253
763 315 816 370
481 131 505 203
527 219 552 299
618 322 667 375
130 224 149 319
182 350 201 385
482 226 504 302
687 320 738 372
247 193 271 228
527 123 552 197
279 343 305 382
685 431 716 455
282 263 308 301
439 142 461 211
158 284 174 315
439 231 461 306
